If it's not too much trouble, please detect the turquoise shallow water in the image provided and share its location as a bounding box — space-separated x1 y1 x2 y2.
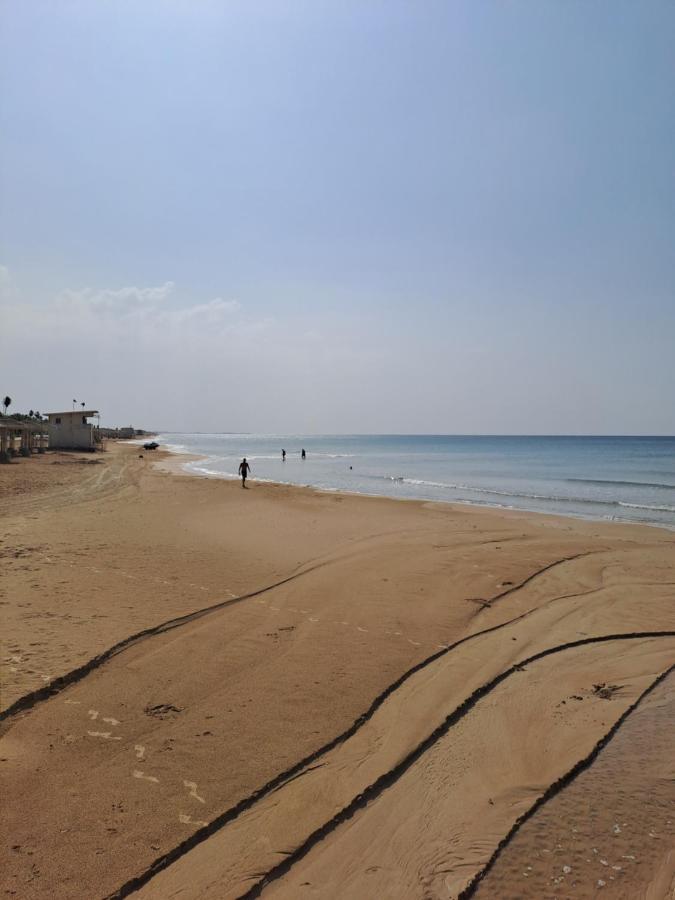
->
155 434 675 529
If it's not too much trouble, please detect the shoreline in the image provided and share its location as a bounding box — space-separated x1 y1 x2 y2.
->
153 440 675 535
2 442 674 899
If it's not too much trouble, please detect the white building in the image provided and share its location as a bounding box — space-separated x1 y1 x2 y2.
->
47 410 101 450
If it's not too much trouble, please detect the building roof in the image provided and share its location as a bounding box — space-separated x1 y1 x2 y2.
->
47 410 99 417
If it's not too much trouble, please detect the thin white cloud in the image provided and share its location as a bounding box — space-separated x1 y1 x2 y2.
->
3 277 255 345
1 273 384 431
168 297 241 324
57 280 175 314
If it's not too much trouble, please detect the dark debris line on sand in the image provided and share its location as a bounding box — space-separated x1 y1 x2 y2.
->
458 661 675 899
104 631 675 900
99 551 615 897
0 562 334 728
1 549 607 728
236 634 675 900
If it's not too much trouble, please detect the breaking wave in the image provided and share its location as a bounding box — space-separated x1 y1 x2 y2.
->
566 477 675 490
372 475 675 513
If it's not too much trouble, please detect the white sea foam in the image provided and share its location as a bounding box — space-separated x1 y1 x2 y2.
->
188 465 237 479
379 476 675 512
617 501 675 512
163 443 193 455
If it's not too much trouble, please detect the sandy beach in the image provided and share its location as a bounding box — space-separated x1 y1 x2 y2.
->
1 443 674 899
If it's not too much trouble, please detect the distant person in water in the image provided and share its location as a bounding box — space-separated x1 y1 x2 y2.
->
301 448 306 459
282 449 286 461
238 457 251 488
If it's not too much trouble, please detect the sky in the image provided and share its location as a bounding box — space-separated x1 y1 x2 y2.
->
1 1 674 434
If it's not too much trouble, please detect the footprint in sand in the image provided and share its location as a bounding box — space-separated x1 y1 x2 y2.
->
88 709 120 725
134 745 146 760
179 813 208 827
133 770 159 784
183 780 205 804
87 731 121 741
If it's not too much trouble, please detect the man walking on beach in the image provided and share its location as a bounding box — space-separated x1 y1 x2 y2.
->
238 457 251 488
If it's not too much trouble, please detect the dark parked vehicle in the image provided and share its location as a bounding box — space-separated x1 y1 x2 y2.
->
143 441 159 450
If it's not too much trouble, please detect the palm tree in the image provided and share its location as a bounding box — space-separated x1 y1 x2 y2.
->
2 396 10 416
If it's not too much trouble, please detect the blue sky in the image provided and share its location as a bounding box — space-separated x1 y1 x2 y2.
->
1 1 674 432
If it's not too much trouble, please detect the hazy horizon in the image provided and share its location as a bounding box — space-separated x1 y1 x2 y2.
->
151 431 675 437
2 2 674 434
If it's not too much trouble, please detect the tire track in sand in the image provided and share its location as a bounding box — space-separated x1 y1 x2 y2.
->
457 660 675 899
0 560 332 726
97 550 638 897
90 551 613 896
1 544 604 726
237 635 675 900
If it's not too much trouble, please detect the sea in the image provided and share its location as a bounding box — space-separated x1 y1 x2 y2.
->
154 434 675 530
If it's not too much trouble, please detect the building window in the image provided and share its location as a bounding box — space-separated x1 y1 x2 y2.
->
55 417 61 425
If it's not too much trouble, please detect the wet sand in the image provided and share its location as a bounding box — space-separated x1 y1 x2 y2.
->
473 671 675 900
1 443 673 899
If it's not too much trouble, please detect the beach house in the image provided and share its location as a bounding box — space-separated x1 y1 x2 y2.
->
0 418 49 460
46 409 101 451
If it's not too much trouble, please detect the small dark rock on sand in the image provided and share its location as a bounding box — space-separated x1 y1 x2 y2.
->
144 703 184 719
592 683 624 700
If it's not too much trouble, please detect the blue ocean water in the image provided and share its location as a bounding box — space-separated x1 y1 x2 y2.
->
156 434 675 529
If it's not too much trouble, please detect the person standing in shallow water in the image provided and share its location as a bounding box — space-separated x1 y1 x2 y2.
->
238 457 251 488
282 449 286 461
301 448 306 460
